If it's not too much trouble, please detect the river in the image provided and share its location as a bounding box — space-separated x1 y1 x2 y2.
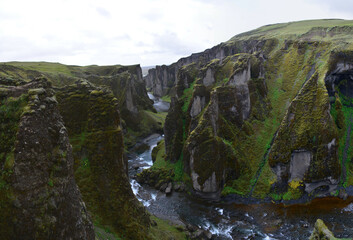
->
128 94 353 240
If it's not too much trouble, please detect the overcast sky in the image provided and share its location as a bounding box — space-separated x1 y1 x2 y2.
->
0 0 352 66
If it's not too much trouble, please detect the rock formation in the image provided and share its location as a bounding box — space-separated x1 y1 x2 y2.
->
0 78 95 239
0 63 160 148
309 219 338 240
149 19 353 201
56 80 152 239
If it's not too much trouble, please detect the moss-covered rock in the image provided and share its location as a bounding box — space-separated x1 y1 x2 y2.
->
0 62 159 149
159 20 353 201
309 219 337 240
56 80 151 239
161 53 270 198
164 97 185 163
269 73 340 196
0 78 95 239
152 140 164 163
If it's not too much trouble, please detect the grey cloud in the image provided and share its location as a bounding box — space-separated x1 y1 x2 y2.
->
114 34 131 41
142 11 163 21
152 31 194 55
312 0 353 16
0 35 87 62
96 7 111 18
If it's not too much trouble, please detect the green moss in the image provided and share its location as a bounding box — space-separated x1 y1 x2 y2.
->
3 153 14 170
152 140 164 163
149 216 187 240
57 84 152 239
181 82 195 113
173 157 184 182
48 179 54 187
143 110 168 128
0 93 28 238
221 186 246 196
269 193 283 201
94 225 122 240
309 219 340 240
150 142 186 182
282 181 303 201
332 92 353 188
161 95 171 103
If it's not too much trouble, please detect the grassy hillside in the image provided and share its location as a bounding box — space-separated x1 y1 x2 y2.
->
230 19 353 42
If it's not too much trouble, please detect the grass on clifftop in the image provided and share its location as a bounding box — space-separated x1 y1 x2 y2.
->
230 19 353 42
5 61 75 76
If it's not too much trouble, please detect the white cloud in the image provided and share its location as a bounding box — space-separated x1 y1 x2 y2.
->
0 0 352 66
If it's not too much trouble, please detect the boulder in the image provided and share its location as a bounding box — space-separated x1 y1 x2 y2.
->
309 219 336 240
165 182 173 195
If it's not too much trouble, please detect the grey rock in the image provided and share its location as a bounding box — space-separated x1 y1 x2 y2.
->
289 150 312 182
160 183 168 192
165 182 173 195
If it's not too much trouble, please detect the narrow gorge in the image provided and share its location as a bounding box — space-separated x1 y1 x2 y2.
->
1 19 353 239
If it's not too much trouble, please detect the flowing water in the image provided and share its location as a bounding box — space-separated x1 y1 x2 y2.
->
148 92 170 112
128 94 353 240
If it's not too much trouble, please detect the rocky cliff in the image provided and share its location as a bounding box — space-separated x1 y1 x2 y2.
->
0 62 159 148
144 35 271 97
0 78 95 239
56 80 152 239
149 19 353 201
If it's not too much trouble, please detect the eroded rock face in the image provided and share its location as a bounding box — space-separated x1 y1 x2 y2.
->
82 65 155 128
145 65 177 97
149 21 353 202
164 97 184 163
164 54 267 197
269 73 340 196
325 51 353 98
185 87 251 195
190 95 206 118
56 80 151 239
144 39 269 97
289 150 312 182
202 68 216 86
0 78 94 239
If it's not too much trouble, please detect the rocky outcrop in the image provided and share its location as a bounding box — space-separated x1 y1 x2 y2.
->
78 65 154 114
144 38 271 97
0 63 159 148
0 78 94 239
162 53 269 198
145 65 177 96
325 50 353 98
164 97 184 163
309 219 337 240
56 80 151 239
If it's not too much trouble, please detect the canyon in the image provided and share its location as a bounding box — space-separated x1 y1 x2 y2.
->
1 19 353 239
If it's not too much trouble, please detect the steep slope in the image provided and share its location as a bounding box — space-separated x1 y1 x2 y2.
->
146 19 353 201
0 78 94 239
56 80 152 239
